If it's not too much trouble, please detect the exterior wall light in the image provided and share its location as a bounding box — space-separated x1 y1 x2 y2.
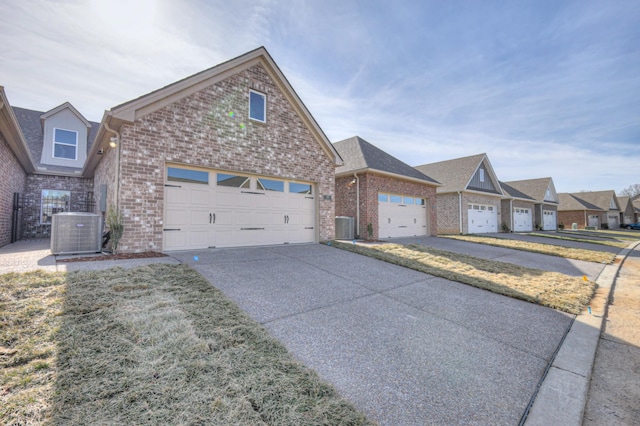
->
109 137 118 148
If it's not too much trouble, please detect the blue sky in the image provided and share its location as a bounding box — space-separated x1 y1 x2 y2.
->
1 0 638 193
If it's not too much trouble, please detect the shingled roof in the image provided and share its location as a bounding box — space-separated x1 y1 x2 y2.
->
499 181 535 200
333 136 439 184
568 190 620 211
414 153 502 195
12 105 99 174
501 177 558 204
557 192 619 211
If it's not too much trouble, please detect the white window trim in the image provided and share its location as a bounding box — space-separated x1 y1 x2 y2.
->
53 127 78 160
249 90 267 123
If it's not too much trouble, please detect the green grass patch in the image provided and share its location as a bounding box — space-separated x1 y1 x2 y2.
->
1 265 373 425
442 234 616 264
333 241 596 315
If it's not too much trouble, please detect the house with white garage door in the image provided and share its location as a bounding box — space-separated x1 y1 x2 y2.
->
414 153 504 234
82 47 342 252
499 182 536 232
557 190 621 230
333 136 440 240
500 177 560 231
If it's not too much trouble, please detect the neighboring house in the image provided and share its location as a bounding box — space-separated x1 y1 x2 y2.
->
633 197 640 223
333 136 439 240
617 196 636 225
0 87 97 247
557 190 621 229
1 47 342 252
500 177 560 231
499 182 536 232
415 153 504 234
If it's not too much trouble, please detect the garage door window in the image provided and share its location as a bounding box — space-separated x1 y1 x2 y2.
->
378 194 388 202
390 195 402 203
167 167 209 184
217 173 250 188
403 196 414 205
257 178 284 192
290 182 312 194
416 198 425 206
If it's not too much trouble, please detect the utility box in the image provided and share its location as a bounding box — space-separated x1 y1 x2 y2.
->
572 223 578 230
335 216 355 240
51 212 102 255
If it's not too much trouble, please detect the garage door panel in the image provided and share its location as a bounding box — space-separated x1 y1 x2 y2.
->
165 168 316 250
378 193 428 238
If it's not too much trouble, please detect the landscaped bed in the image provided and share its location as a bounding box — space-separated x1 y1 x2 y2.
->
441 234 617 264
332 241 596 315
0 265 373 425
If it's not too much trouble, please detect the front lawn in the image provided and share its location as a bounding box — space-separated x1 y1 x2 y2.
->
333 241 596 314
1 265 372 425
441 234 617 263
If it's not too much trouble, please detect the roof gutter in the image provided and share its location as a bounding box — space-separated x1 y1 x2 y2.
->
354 173 360 238
459 191 463 234
336 168 442 187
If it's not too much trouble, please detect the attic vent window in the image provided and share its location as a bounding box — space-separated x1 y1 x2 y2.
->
249 90 266 122
479 168 485 182
53 128 78 160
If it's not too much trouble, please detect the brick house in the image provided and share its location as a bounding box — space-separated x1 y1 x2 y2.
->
333 136 439 240
617 196 636 226
0 47 342 251
500 177 560 231
0 88 98 247
415 153 504 234
557 190 621 229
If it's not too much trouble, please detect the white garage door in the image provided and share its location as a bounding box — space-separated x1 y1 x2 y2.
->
164 166 315 250
378 193 428 238
542 210 556 230
513 208 533 232
468 204 497 233
588 215 599 228
607 214 619 229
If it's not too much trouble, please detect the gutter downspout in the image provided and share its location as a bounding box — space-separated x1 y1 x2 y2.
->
584 210 587 228
103 119 121 210
509 199 513 232
354 173 360 238
458 191 463 234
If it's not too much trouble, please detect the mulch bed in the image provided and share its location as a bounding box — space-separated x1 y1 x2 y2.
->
57 252 168 263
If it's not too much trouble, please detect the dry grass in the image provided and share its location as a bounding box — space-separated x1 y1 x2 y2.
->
528 233 629 248
1 265 373 426
333 241 596 314
442 235 617 264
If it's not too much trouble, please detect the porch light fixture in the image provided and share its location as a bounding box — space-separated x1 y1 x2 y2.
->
109 137 118 148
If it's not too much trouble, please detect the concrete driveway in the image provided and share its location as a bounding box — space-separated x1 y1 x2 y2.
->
170 244 573 425
392 235 608 281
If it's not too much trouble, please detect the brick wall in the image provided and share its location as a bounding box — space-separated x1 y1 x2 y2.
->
557 210 607 229
101 63 336 253
22 174 94 238
334 172 437 240
0 132 27 247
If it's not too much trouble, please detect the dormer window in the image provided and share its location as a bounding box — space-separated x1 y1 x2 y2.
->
53 128 78 160
610 198 617 209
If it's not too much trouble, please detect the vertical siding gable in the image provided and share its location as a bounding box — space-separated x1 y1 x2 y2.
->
467 161 497 192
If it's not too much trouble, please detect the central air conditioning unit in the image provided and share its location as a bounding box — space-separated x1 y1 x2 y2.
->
335 216 355 240
51 212 103 255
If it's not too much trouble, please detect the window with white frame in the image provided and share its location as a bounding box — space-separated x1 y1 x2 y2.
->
53 128 78 160
41 189 70 224
479 168 485 182
249 90 266 122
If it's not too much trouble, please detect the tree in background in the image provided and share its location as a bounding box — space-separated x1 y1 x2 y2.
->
619 184 640 199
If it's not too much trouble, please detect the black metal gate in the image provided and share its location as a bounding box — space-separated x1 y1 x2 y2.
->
11 192 23 243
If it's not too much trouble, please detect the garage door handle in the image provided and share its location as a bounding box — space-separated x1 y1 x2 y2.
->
210 213 212 224
213 213 216 224
284 215 290 224
388 218 391 224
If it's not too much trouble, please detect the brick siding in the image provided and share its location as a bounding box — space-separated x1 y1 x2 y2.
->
0 132 27 247
557 210 606 229
335 172 437 240
22 174 94 239
96 63 336 253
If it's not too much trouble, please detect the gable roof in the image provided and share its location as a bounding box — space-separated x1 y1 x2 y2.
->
333 136 439 185
12 105 99 176
567 190 620 211
86 46 341 175
499 181 535 201
557 193 602 211
0 87 35 173
415 153 503 195
501 177 558 204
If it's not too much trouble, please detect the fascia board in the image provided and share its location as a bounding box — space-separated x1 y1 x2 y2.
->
336 167 441 186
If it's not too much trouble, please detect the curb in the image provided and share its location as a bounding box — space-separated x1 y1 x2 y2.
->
523 240 640 425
